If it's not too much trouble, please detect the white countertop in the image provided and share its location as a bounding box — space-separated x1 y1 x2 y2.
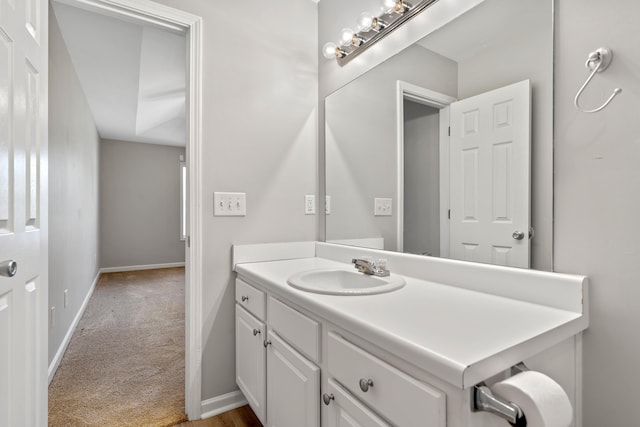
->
235 255 587 389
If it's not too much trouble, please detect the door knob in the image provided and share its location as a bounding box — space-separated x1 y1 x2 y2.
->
512 231 525 240
0 260 17 278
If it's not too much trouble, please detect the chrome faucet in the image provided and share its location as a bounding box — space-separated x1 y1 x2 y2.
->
352 258 390 277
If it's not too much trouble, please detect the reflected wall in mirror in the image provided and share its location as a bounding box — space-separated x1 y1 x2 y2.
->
325 0 553 270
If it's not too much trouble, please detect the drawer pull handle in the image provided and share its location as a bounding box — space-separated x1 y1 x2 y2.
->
322 393 334 406
263 340 272 348
241 296 249 302
253 329 261 336
359 378 374 392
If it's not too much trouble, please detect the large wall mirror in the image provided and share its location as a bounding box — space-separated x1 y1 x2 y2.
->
325 0 553 270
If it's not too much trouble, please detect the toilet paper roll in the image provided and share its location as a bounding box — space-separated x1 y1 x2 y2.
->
491 371 573 427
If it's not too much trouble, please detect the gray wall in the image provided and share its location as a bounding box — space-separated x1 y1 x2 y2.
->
325 45 457 250
48 10 100 365
99 139 185 269
554 1 640 426
150 0 318 400
403 102 440 256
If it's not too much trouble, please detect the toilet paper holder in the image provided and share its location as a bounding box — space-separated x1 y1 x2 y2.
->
470 363 528 426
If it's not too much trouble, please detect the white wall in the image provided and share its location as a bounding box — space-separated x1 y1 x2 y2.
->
554 1 640 425
99 139 185 269
48 10 100 365
147 0 319 400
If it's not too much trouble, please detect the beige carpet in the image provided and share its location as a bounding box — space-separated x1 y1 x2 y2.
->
49 268 187 427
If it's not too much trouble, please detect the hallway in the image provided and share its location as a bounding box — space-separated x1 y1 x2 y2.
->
48 268 186 426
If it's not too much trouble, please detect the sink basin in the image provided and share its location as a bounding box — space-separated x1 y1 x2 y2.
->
287 269 406 296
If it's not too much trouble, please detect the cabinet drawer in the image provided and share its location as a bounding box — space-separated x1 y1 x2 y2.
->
268 296 320 363
236 278 266 320
328 333 446 427
326 378 390 427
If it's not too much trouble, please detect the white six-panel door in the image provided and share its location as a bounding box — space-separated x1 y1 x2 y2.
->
449 80 530 268
0 0 47 425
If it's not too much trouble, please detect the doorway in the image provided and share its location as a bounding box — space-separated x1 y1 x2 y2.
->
47 0 203 420
396 81 455 255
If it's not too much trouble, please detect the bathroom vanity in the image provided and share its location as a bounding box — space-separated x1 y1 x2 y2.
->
232 242 588 427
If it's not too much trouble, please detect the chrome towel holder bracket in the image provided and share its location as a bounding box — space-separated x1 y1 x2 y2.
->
470 362 529 426
574 47 622 113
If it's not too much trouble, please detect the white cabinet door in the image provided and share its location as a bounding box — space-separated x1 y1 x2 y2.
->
0 0 47 425
266 331 320 427
236 305 267 424
325 378 390 427
449 80 531 268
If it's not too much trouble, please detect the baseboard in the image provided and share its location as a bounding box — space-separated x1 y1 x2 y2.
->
200 390 248 420
100 262 185 273
48 270 101 385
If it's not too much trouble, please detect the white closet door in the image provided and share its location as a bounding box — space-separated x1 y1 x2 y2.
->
449 80 531 268
0 0 47 425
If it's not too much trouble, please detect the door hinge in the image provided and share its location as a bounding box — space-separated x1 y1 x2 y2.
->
187 236 191 248
448 209 451 219
448 126 451 136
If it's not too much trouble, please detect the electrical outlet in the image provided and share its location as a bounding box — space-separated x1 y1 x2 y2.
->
374 198 393 216
325 196 331 215
64 289 69 308
214 192 246 216
305 195 316 215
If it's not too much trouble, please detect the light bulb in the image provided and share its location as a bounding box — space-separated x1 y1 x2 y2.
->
339 27 355 47
322 42 338 59
380 0 398 13
357 11 374 32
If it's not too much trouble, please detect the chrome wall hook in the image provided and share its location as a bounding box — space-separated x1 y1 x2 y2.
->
574 47 622 113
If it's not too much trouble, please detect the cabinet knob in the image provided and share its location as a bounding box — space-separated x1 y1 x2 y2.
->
241 295 249 302
359 378 374 392
253 328 261 336
322 393 334 406
263 340 272 348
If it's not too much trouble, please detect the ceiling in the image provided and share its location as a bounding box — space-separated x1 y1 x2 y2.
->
52 2 187 147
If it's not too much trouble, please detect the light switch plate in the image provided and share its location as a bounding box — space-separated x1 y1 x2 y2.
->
214 192 246 216
325 196 331 215
305 195 316 215
374 198 393 216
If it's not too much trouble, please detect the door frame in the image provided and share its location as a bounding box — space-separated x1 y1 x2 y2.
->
395 81 456 254
51 0 204 419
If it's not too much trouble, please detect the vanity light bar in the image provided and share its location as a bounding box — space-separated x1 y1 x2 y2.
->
323 0 440 66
